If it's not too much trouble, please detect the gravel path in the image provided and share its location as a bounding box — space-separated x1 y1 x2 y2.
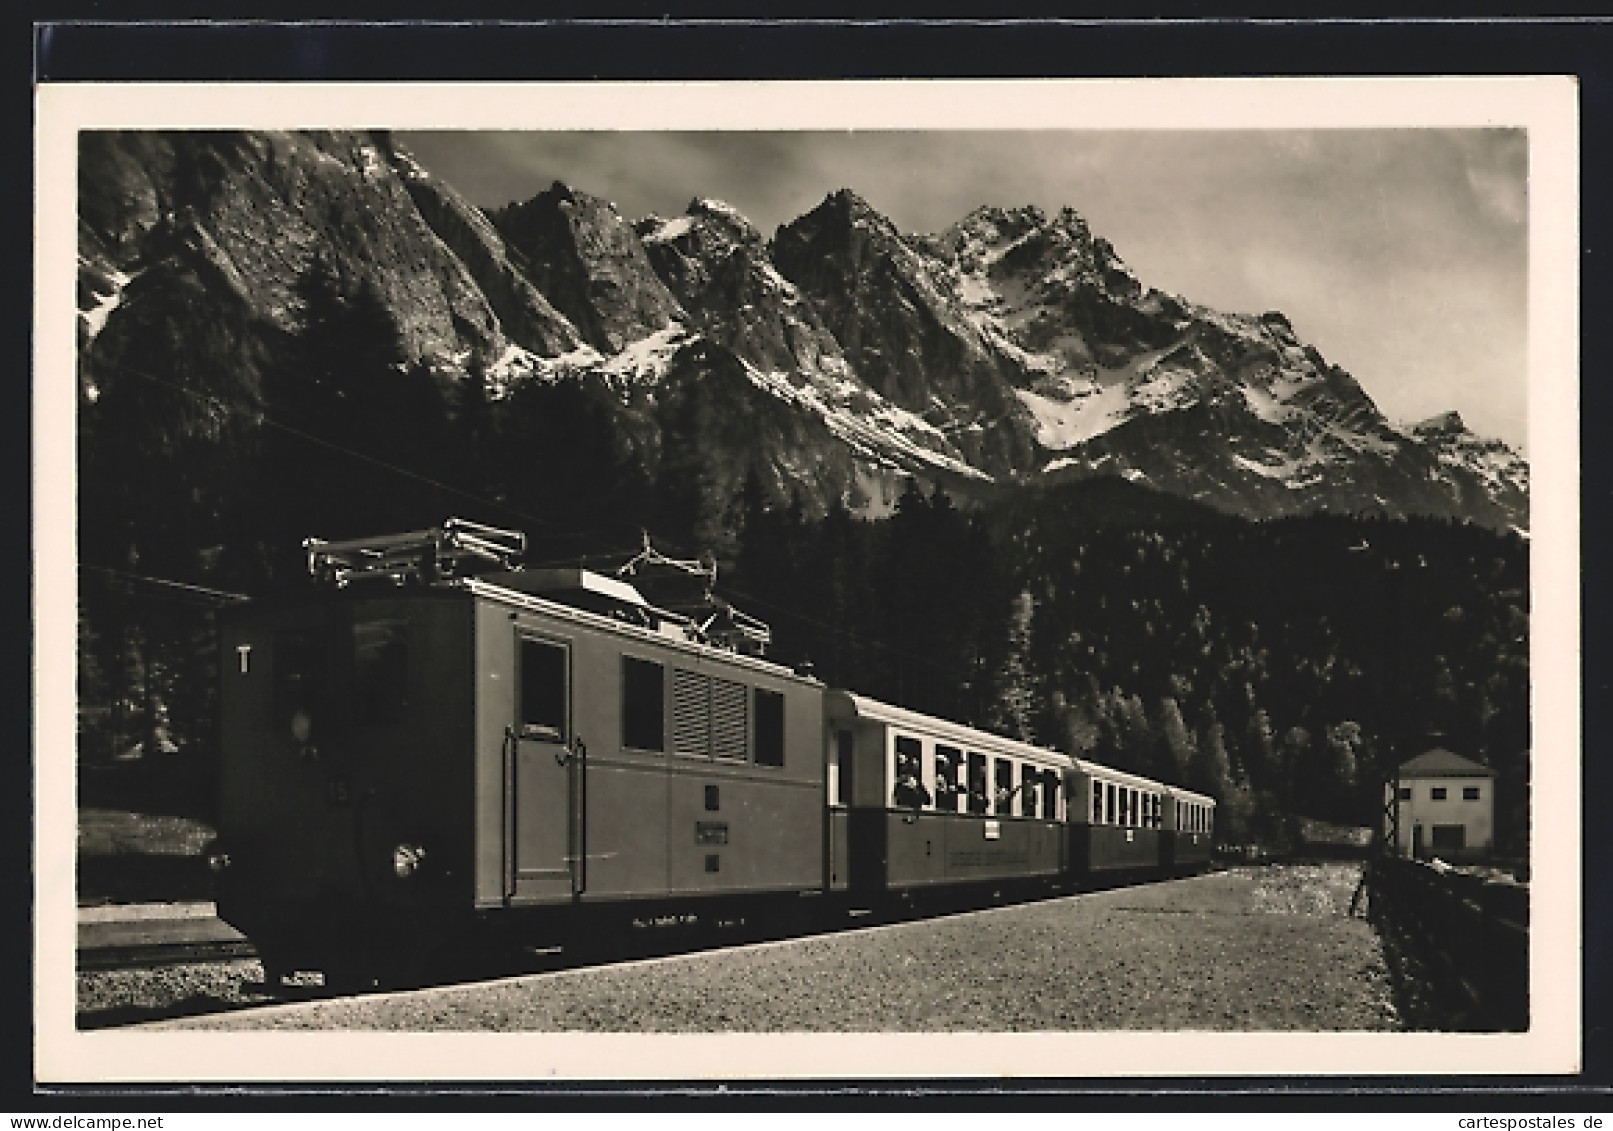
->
141 863 1399 1033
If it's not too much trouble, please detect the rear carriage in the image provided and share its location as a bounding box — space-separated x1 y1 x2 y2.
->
1162 785 1216 874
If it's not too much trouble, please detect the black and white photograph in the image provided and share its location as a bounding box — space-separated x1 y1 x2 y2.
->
34 76 1580 1083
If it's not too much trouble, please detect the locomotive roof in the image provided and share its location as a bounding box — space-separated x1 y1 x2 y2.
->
826 690 1074 770
462 575 817 686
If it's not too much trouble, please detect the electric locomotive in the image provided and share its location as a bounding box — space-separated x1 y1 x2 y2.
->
208 519 1214 988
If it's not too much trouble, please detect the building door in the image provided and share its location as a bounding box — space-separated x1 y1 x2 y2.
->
507 632 581 903
1411 824 1424 859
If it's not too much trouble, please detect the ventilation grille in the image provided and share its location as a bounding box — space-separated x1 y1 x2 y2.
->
671 669 708 758
710 678 748 761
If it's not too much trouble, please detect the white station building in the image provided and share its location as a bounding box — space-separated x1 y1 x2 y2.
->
1386 747 1497 861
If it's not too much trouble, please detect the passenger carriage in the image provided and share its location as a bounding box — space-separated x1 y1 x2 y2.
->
1067 758 1169 879
826 690 1070 905
1162 785 1216 874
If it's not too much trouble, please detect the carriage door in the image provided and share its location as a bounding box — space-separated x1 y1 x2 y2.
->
507 632 581 903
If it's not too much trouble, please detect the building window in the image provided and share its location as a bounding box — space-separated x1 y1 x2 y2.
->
1431 787 1448 801
753 688 785 767
621 657 665 752
1463 786 1481 801
1398 787 1412 800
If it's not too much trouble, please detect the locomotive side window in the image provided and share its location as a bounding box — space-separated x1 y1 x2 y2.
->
519 638 567 740
893 735 928 809
754 688 785 767
352 615 408 725
967 753 989 815
934 745 962 812
621 656 665 752
273 629 326 733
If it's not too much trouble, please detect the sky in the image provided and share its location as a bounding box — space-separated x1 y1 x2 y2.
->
399 129 1529 453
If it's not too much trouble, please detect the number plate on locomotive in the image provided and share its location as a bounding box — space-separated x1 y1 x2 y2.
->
695 821 729 845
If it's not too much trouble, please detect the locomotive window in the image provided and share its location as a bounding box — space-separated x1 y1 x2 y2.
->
519 638 567 740
967 753 988 815
352 617 409 725
754 688 785 767
621 657 665 752
894 735 928 809
273 629 326 733
935 745 962 813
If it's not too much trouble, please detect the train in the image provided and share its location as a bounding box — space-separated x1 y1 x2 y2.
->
208 519 1215 990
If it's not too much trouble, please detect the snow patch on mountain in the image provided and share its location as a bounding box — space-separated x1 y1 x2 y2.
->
79 262 135 343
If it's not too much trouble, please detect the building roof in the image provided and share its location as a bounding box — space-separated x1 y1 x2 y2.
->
1397 748 1495 778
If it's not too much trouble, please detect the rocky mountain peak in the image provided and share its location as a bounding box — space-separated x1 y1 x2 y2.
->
491 180 684 354
1411 410 1468 437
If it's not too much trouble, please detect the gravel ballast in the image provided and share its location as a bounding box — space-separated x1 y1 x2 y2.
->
135 863 1399 1032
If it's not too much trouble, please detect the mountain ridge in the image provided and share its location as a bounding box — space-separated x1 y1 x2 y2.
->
74 129 1528 534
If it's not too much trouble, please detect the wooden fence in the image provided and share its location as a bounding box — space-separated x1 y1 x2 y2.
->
1365 854 1528 1031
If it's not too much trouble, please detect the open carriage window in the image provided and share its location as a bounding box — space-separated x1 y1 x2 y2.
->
273 629 325 734
993 759 1014 816
893 735 928 809
934 745 962 812
967 753 989 815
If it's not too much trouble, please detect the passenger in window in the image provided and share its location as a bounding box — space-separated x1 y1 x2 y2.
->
933 757 960 811
893 748 930 810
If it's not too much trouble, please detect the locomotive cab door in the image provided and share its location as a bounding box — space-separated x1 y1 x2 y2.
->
506 631 583 904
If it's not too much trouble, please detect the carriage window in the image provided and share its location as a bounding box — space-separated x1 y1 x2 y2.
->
1105 783 1117 826
621 657 665 752
834 730 854 805
967 753 989 815
993 759 1014 816
520 638 567 739
935 745 962 812
1043 771 1059 819
1018 764 1037 818
754 688 785 767
1093 781 1104 824
893 735 928 809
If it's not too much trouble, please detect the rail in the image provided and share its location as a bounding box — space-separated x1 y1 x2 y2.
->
1365 854 1528 1031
